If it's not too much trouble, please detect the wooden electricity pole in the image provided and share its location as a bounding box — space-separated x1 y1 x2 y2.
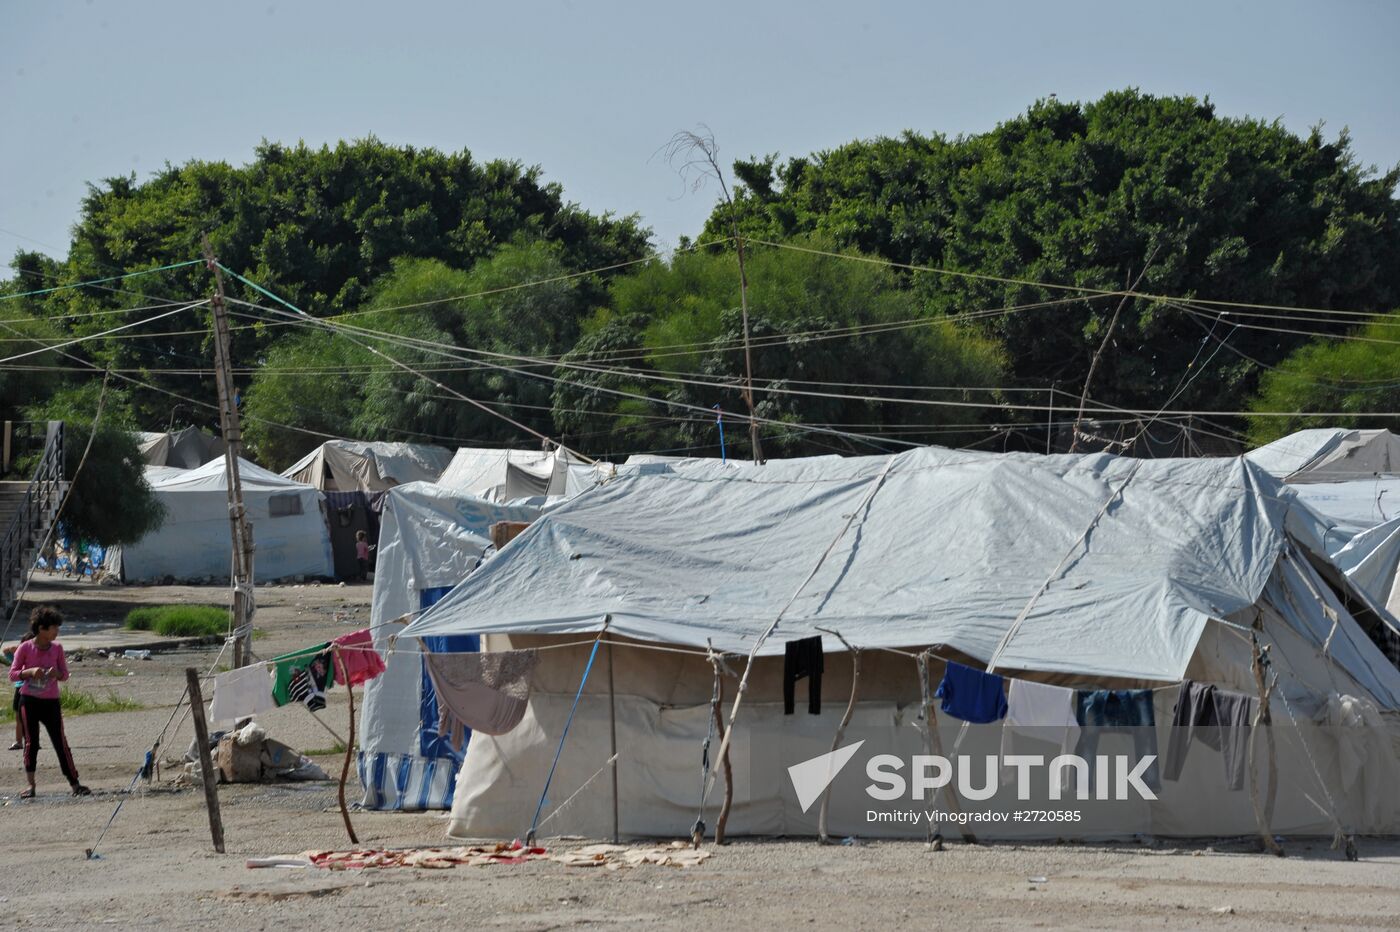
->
202 237 256 668
733 232 764 464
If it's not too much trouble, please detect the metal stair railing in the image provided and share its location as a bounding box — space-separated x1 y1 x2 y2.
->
0 420 64 627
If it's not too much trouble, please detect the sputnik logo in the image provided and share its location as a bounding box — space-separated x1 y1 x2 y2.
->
787 740 866 812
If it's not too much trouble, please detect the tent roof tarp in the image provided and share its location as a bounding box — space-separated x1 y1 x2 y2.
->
437 448 596 502
404 448 1295 682
151 456 314 493
1247 429 1400 484
283 440 452 492
136 427 224 469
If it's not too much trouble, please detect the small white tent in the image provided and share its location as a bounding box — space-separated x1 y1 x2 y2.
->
437 447 601 502
357 482 542 810
282 440 453 492
404 448 1400 840
136 427 224 469
1249 429 1400 618
113 458 334 583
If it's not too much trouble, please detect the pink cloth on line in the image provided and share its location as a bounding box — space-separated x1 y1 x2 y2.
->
331 629 386 687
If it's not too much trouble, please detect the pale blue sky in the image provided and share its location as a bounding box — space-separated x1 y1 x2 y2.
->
2 0 1397 264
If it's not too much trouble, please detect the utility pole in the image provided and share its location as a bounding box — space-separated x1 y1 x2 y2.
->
202 236 256 668
662 129 764 464
733 232 764 464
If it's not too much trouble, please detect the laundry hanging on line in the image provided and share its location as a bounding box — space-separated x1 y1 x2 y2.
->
287 656 334 712
1163 680 1254 791
423 647 539 749
999 678 1079 776
1074 688 1159 791
783 636 824 715
270 642 333 711
209 663 276 723
936 659 1008 724
331 628 386 687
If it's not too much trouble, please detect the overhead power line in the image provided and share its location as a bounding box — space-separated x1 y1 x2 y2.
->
0 259 204 302
233 294 1400 429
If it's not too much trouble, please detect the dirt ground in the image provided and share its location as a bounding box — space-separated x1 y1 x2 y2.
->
2 577 1398 930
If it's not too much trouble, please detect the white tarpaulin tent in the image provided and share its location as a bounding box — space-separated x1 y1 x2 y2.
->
357 482 543 810
112 458 334 583
402 448 1400 839
1249 429 1400 616
437 447 603 502
282 440 453 492
1247 428 1400 484
136 427 224 469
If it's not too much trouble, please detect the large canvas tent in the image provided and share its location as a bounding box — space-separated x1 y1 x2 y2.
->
402 448 1400 840
110 458 334 583
283 441 453 580
357 482 543 810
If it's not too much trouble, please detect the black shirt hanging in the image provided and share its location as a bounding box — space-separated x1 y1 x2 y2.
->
783 636 824 715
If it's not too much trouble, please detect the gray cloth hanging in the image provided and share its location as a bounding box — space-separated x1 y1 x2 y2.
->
1163 680 1255 791
424 648 539 749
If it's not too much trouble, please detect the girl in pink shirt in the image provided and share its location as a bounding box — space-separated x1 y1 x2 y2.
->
8 605 88 798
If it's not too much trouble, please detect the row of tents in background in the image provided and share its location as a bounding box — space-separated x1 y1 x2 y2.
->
109 426 1400 625
103 432 605 584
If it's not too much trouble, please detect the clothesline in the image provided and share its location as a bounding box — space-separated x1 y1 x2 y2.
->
218 628 1221 693
218 633 729 678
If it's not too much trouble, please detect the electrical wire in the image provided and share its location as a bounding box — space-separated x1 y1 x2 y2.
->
0 260 204 302
231 301 1400 421
751 238 1399 321
0 301 206 365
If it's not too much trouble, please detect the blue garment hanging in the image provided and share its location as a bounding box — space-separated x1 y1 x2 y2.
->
935 660 1008 724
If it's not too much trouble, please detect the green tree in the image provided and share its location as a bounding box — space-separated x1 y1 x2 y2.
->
552 240 1005 459
1246 311 1400 445
23 384 165 547
244 241 595 467
0 261 67 422
19 138 649 426
706 90 1400 419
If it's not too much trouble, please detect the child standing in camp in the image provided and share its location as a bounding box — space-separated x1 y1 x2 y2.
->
9 606 89 797
355 530 371 582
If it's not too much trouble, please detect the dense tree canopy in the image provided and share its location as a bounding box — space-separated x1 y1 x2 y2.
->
245 242 593 468
705 90 1400 418
16 138 649 426
1246 310 1400 445
550 240 1006 459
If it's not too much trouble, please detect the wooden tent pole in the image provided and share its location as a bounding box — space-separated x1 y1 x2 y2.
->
185 668 225 853
816 627 860 845
917 651 976 846
333 646 359 845
607 633 619 845
713 668 733 844
1247 637 1283 857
